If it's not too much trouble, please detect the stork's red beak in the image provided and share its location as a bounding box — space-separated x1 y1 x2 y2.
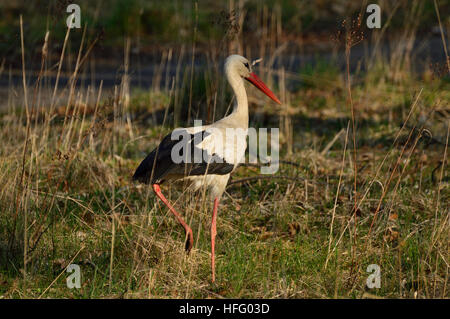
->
245 72 282 105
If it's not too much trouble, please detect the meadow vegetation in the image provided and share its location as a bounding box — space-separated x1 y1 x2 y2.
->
0 0 448 298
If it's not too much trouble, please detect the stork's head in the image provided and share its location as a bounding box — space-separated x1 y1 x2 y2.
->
225 55 281 105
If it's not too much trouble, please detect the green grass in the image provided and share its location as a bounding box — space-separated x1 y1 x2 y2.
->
0 1 443 60
0 65 448 298
0 0 449 296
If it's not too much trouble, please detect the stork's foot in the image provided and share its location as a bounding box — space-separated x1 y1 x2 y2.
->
184 228 194 253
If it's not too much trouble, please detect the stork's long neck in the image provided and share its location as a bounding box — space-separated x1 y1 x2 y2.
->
226 69 248 127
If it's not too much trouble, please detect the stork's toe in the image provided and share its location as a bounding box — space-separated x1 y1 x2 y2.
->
185 232 194 253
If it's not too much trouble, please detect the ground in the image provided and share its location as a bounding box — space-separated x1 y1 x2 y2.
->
0 56 448 298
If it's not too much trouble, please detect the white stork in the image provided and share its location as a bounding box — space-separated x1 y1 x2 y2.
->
133 54 281 282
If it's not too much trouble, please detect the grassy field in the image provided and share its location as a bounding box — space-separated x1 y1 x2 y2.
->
0 1 449 299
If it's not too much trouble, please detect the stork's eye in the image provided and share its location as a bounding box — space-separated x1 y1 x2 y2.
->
244 62 249 69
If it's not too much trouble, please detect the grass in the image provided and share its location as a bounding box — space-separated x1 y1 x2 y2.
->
0 66 447 298
1 1 446 63
0 1 448 299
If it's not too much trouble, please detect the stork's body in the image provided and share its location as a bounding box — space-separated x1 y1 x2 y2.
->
133 55 281 282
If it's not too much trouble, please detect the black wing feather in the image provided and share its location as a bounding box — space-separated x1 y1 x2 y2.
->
133 130 235 184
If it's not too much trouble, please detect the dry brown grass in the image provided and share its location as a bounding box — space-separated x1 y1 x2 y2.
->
0 1 448 299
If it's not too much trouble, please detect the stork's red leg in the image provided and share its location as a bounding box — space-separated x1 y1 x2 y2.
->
152 184 194 252
211 197 219 283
